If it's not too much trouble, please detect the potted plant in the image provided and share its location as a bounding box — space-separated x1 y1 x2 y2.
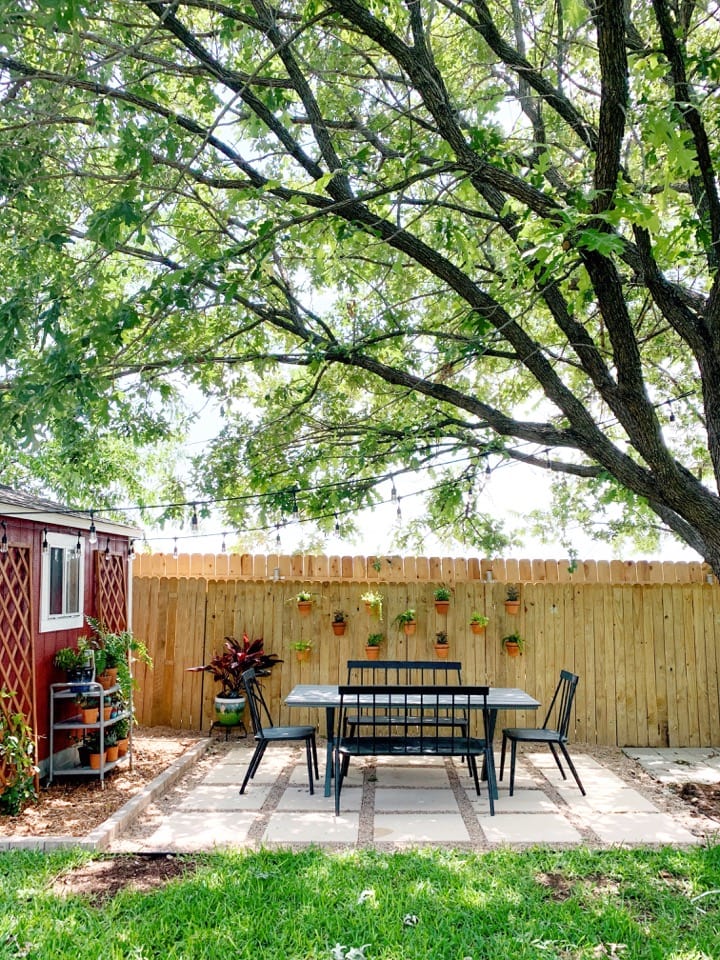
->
86 618 153 700
291 639 313 662
295 590 314 616
469 612 489 635
360 590 384 621
434 586 451 614
393 608 417 635
331 610 348 636
365 632 384 659
83 730 105 769
114 716 130 756
434 630 449 659
75 694 99 725
104 727 119 763
502 632 525 657
53 642 95 688
187 633 283 727
504 585 521 614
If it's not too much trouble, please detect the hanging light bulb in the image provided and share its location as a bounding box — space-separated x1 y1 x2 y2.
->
88 510 97 545
128 539 135 561
334 513 340 535
275 523 282 549
396 497 402 522
75 530 82 558
103 536 110 561
0 521 7 555
390 477 398 500
668 400 676 422
190 503 199 533
485 460 492 477
221 532 227 554
173 538 178 559
42 527 49 555
291 489 299 519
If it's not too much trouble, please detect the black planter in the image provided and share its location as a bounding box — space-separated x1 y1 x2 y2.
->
67 665 95 691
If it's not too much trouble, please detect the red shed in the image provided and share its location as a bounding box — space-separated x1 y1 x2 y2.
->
0 485 142 776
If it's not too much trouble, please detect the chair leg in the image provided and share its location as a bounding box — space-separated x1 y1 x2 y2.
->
484 745 495 816
334 747 345 815
559 743 586 795
304 737 315 795
468 755 481 796
311 734 319 779
548 742 567 779
509 739 517 796
240 741 267 794
499 733 508 781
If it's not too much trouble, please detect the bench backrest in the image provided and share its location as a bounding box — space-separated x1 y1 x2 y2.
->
346 659 463 685
337 684 490 754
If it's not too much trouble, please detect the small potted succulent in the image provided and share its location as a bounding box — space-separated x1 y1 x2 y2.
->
393 608 417 635
504 585 521 615
434 586 451 614
331 610 349 636
365 632 384 659
469 612 489 634
502 632 525 657
434 630 449 658
291 639 313 662
75 694 99 725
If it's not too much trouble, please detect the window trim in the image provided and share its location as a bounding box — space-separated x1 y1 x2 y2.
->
39 530 86 633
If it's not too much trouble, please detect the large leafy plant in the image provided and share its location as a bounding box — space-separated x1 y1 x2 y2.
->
188 635 283 697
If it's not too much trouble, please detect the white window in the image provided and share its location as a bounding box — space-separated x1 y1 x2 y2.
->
40 531 85 632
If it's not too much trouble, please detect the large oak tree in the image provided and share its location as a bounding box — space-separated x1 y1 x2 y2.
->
1 0 719 563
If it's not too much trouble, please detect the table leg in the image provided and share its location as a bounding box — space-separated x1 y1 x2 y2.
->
323 706 336 797
482 710 499 800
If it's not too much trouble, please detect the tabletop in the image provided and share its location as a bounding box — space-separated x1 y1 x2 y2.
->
286 683 540 711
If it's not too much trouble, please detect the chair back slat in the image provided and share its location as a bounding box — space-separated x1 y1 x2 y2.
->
542 669 579 739
241 667 275 736
346 660 463 685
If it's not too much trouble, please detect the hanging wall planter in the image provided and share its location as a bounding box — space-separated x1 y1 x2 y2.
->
394 609 417 635
292 641 313 661
470 613 489 635
504 585 521 614
502 633 525 657
332 611 348 636
295 591 314 616
433 587 451 614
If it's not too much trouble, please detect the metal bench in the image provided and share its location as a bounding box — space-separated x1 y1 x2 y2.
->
334 684 495 815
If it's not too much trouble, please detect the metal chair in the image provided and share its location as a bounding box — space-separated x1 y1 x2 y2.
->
499 670 586 796
239 668 319 794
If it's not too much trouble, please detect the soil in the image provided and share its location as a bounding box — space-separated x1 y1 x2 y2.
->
0 727 202 838
673 781 720 821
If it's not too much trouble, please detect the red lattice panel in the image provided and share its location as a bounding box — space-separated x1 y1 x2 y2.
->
0 546 36 786
95 552 128 632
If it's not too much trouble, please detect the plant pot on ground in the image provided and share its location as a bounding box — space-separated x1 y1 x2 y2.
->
187 633 283 727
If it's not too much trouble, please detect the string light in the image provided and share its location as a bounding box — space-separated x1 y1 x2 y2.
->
396 497 402 522
0 521 7 555
75 530 82 558
221 532 227 553
190 503 199 533
291 488 299 518
390 477 398 500
275 523 282 549
128 539 135 561
334 513 340 535
103 536 110 561
88 509 97 545
42 527 48 555
173 538 178 559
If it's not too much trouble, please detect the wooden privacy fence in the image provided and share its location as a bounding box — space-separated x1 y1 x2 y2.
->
131 564 720 748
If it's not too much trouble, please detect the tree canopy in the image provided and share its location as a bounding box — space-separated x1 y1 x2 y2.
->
1 0 720 565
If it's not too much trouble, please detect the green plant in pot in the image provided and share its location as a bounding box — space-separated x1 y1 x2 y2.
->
187 634 283 727
502 632 525 657
86 617 153 700
433 586 451 612
365 632 384 658
393 608 417 634
470 612 489 634
53 639 95 688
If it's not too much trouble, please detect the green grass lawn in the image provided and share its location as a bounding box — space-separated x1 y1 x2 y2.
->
1 845 719 959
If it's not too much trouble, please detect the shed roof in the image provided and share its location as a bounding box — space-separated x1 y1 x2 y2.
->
0 484 143 538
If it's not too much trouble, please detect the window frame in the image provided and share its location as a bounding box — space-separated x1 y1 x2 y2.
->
39 530 85 633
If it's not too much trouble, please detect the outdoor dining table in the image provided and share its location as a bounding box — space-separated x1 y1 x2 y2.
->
285 683 540 799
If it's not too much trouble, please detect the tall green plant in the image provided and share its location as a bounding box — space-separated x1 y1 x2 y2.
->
0 691 38 816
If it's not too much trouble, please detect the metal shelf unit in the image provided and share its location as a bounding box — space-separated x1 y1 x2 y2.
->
48 681 133 785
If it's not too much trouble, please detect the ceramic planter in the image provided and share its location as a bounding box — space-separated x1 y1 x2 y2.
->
403 621 416 635
214 694 246 727
470 623 486 635
434 600 450 614
332 622 347 636
295 648 311 662
504 600 521 615
504 641 521 657
365 646 380 660
434 644 449 659
297 600 313 616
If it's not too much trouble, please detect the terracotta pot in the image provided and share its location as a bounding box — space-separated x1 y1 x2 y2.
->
365 646 380 660
97 671 115 690
434 600 450 615
103 705 113 721
504 600 521 615
295 648 311 662
297 600 313 616
403 621 416 635
504 641 521 657
434 644 449 659
470 623 486 635
117 738 129 757
89 752 103 770
332 622 347 636
106 745 119 762
80 707 99 724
